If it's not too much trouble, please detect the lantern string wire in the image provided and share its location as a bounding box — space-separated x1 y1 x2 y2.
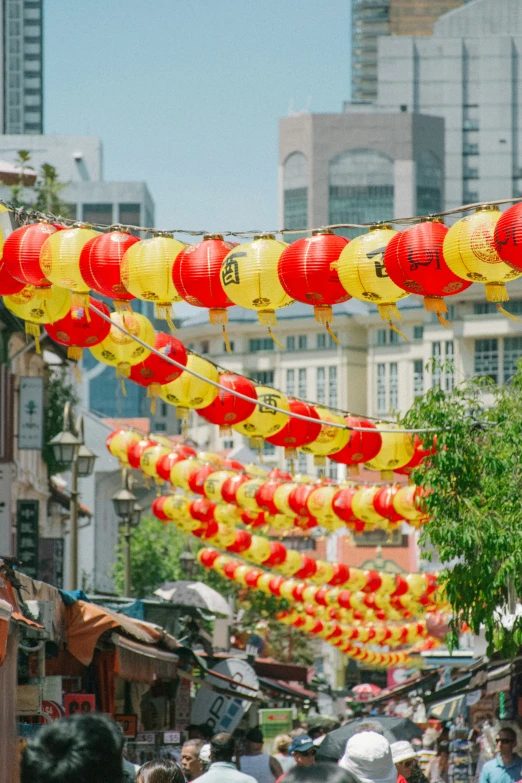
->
88 302 439 434
3 194 522 237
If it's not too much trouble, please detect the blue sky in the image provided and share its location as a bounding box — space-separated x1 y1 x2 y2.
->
44 1 351 234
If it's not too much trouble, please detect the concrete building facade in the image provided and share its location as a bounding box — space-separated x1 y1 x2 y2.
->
1 0 43 133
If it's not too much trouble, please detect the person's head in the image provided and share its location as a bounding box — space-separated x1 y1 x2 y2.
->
246 727 264 753
354 721 385 736
181 739 206 781
285 762 359 783
391 741 417 781
339 732 397 783
137 759 185 783
274 734 293 756
496 727 517 757
210 732 236 764
21 714 125 783
290 735 317 767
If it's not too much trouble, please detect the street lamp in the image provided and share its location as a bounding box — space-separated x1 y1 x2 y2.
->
48 402 96 591
112 478 138 597
180 548 197 579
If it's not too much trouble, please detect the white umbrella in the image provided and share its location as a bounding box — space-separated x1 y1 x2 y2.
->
154 580 232 618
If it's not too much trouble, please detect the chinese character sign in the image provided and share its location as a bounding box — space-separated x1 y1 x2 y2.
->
18 377 44 450
16 500 39 579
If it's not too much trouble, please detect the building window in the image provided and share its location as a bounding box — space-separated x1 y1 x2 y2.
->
298 452 307 474
413 359 423 397
161 402 168 417
474 299 522 316
249 338 274 352
298 368 307 397
389 329 399 345
329 366 338 408
503 337 522 382
222 340 234 353
223 439 234 449
263 441 276 455
200 341 209 354
119 203 141 230
377 328 387 346
445 341 454 391
83 203 113 227
317 367 325 404
286 369 295 396
329 149 394 239
283 152 308 240
286 335 295 351
377 363 386 413
413 325 424 340
474 339 499 383
317 333 326 350
389 362 398 409
328 462 338 480
298 335 307 351
432 342 441 388
251 370 274 385
416 151 442 216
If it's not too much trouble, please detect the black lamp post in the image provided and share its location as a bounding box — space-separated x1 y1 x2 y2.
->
112 480 139 596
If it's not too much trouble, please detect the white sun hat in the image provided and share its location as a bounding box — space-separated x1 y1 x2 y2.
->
390 741 418 764
339 731 398 783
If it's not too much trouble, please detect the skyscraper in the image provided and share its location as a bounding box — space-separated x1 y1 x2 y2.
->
1 0 43 133
351 0 467 103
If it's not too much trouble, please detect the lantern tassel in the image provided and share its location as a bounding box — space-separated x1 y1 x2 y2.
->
378 303 401 321
114 300 133 314
258 309 277 326
423 295 446 314
486 282 509 303
497 303 521 322
389 321 408 341
34 287 51 302
222 325 233 354
121 377 127 396
314 455 327 467
219 425 232 436
156 304 176 332
267 327 285 349
116 362 131 378
436 313 452 328
176 406 190 420
348 464 360 478
25 322 41 353
209 308 228 325
67 346 83 361
314 305 333 324
73 364 81 384
147 383 161 414
325 323 340 345
380 470 394 481
71 292 90 322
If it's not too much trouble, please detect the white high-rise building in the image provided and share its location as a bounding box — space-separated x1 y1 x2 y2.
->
1 0 43 133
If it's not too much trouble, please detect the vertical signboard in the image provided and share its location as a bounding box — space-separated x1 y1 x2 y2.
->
18 377 44 450
0 364 14 463
16 500 39 578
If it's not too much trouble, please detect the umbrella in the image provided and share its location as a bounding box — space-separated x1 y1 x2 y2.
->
352 683 382 700
154 580 232 618
315 717 424 763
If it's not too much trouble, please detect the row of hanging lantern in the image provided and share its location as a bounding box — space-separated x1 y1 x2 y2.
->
2 202 522 343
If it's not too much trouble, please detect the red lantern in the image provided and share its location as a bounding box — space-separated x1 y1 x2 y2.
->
156 451 184 482
221 473 249 503
288 485 316 518
263 541 287 567
384 221 471 320
45 297 111 361
197 373 257 434
294 555 317 579
329 417 382 474
245 569 262 587
494 203 522 270
224 560 239 579
190 498 216 524
373 486 403 523
199 549 220 569
268 468 292 480
255 480 282 515
226 530 252 554
222 458 245 470
241 510 266 528
278 230 350 323
292 583 306 603
328 564 350 586
152 496 169 521
188 465 218 496
266 399 321 458
394 434 436 476
3 222 62 289
0 268 26 295
173 235 237 323
79 230 139 308
128 438 157 470
332 487 359 526
268 576 286 596
192 520 219 539
129 333 187 405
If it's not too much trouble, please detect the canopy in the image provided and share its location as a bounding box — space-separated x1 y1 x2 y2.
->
154 580 232 617
316 716 424 763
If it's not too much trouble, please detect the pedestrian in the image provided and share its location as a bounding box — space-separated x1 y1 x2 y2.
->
195 732 257 783
284 762 359 783
426 744 449 783
273 734 296 773
479 727 522 783
239 727 283 783
20 714 126 783
338 731 397 783
391 741 429 783
137 759 185 783
181 739 206 781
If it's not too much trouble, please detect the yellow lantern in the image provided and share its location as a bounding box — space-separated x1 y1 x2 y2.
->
443 206 521 303
220 235 293 325
211 523 237 549
235 478 265 513
163 494 191 520
298 407 349 466
140 444 171 484
107 429 141 466
272 482 297 516
278 549 303 576
160 354 219 419
121 234 186 327
257 573 274 594
213 503 243 525
233 386 289 449
365 428 414 479
197 451 223 466
306 486 343 530
4 283 71 350
170 458 203 491
203 470 236 503
40 226 99 310
213 555 231 576
234 565 251 586
351 486 388 528
336 226 409 321
406 573 429 598
393 486 426 523
89 311 154 377
310 560 335 585
279 579 298 599
245 536 271 564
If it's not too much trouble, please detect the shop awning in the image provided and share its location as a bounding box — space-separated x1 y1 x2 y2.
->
113 634 179 683
428 694 466 720
258 676 318 703
367 669 442 706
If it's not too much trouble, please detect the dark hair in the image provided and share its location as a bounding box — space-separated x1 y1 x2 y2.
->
246 727 264 744
437 741 450 755
211 732 235 762
498 727 517 742
21 714 124 783
137 758 185 783
285 762 359 783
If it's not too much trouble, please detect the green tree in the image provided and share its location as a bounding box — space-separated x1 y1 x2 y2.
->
42 366 78 476
402 360 522 656
10 150 69 217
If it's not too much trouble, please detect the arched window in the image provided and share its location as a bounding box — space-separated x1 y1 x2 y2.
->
416 151 442 215
283 152 308 237
329 149 394 237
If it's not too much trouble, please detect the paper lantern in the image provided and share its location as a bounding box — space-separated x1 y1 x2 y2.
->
173 235 236 323
307 485 343 530
203 470 236 503
3 221 63 290
221 473 249 504
4 283 71 350
89 311 154 377
236 478 266 513
373 485 403 523
394 434 435 476
129 332 187 410
188 465 218 496
255 479 283 516
220 235 293 325
298 407 350 466
332 487 360 528
233 386 289 449
197 373 257 434
128 437 158 470
160 354 219 419
170 458 203 492
336 226 408 322
79 230 139 309
45 296 111 361
106 429 141 466
0 267 26 295
393 485 426 524
444 206 520 303
140 444 172 483
40 226 98 310
365 428 415 478
494 202 522 272
227 529 253 554
351 486 388 528
152 496 169 522
278 230 350 323
266 399 322 459
329 416 382 475
245 536 272 564
121 234 186 326
384 221 471 321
